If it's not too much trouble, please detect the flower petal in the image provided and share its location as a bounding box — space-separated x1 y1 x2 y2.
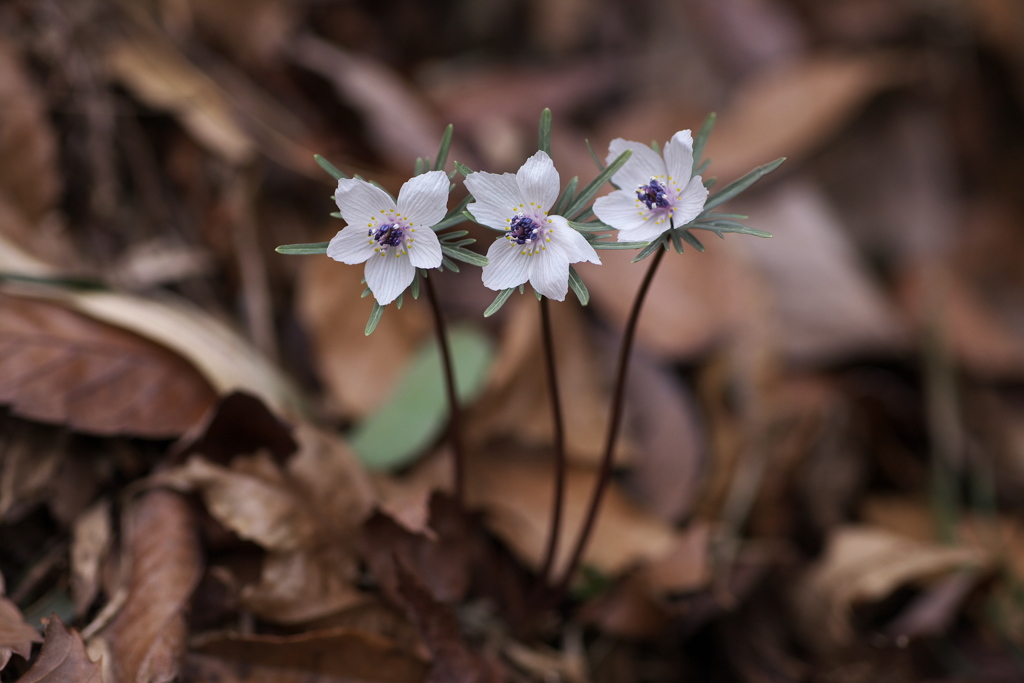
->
327 225 377 264
606 139 666 192
547 215 600 265
616 215 673 244
593 190 649 234
673 175 709 226
397 170 449 228
528 243 570 301
335 178 395 226
516 151 559 212
465 171 523 231
482 237 530 291
364 252 416 305
663 130 695 189
406 226 443 269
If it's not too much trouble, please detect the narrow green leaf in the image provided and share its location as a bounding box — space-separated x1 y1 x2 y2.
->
632 238 665 263
694 159 710 176
440 255 460 272
669 230 685 254
564 149 632 219
439 229 469 240
691 223 772 238
411 272 421 299
276 242 329 255
330 211 343 219
704 157 786 212
679 229 705 252
364 301 385 335
314 154 347 180
350 327 494 470
553 176 579 216
396 291 404 309
434 124 454 171
414 157 425 176
455 161 475 177
567 219 611 232
538 108 552 155
691 112 716 174
441 244 489 267
484 288 515 317
568 266 589 306
650 140 660 153
585 139 605 171
592 241 649 250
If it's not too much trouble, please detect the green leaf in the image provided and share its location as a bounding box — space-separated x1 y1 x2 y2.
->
694 159 710 176
553 176 579 216
538 108 552 155
691 220 772 238
441 244 489 267
276 242 329 255
703 157 786 212
455 161 475 177
585 139 605 172
330 211 343 219
364 301 385 335
632 237 665 263
440 255 460 272
434 124 454 171
568 266 589 305
414 157 425 176
592 241 649 250
411 272 421 299
484 288 515 317
563 149 632 219
314 154 347 180
350 326 494 470
567 219 611 232
669 229 684 254
691 112 716 175
679 229 705 252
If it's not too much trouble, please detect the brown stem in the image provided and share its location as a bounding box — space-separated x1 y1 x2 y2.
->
555 246 666 592
423 274 465 506
536 296 567 586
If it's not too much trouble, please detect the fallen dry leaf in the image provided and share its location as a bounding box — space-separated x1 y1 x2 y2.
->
0 419 64 521
0 292 217 438
792 525 990 654
70 499 112 618
17 618 99 683
93 489 202 683
191 626 430 683
0 595 40 671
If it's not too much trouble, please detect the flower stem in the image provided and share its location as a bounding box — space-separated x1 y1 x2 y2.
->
536 297 567 586
555 246 666 592
423 274 465 506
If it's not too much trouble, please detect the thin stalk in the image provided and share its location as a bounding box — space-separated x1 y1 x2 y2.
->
556 246 666 592
423 275 465 505
536 297 567 586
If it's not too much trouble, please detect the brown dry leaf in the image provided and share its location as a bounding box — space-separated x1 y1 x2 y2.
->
3 282 306 419
297 247 431 419
468 296 621 466
707 52 912 182
0 595 40 671
104 21 255 165
288 34 440 169
0 419 64 521
93 489 202 683
897 260 1024 379
0 291 217 438
792 525 990 653
466 450 678 578
191 627 429 683
577 238 757 361
732 181 909 363
186 0 299 67
16 618 100 683
70 499 113 618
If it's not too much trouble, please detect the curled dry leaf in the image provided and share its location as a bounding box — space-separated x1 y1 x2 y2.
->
191 627 429 683
792 525 990 654
70 499 112 618
0 419 64 521
93 489 202 683
0 292 217 438
0 596 41 671
16 617 99 683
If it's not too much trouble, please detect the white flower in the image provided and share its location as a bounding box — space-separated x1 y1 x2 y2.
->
593 130 709 243
466 151 600 302
326 171 448 305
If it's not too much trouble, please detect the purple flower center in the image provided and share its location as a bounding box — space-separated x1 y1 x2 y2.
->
637 178 671 211
507 214 541 245
369 222 404 248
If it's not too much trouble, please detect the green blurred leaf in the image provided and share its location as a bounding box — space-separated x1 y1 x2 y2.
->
276 242 329 255
434 124 454 171
484 287 515 317
568 266 589 305
315 155 347 181
703 157 785 212
538 108 552 155
563 149 632 219
350 327 494 470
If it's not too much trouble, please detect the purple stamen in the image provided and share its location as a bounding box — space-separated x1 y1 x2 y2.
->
508 214 541 245
637 178 671 210
370 222 404 248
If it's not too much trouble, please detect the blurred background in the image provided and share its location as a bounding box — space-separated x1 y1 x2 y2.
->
2 0 1024 681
